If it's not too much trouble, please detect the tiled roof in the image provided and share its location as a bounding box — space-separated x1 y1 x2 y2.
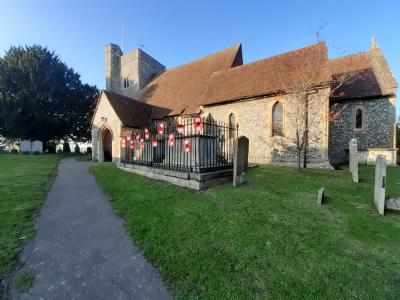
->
103 90 170 127
330 52 380 99
369 45 398 94
330 45 397 100
98 41 397 127
200 43 331 105
138 44 243 115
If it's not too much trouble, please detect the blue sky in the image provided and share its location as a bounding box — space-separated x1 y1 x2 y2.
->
1 0 399 115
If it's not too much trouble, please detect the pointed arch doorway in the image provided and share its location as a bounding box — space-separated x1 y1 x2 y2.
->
102 128 112 162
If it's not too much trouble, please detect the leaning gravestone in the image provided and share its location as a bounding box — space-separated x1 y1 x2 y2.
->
233 136 249 187
32 140 43 153
349 138 358 183
316 187 325 205
374 155 386 215
20 140 32 153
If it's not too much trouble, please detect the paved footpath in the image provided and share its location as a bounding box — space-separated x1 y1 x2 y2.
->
10 157 172 300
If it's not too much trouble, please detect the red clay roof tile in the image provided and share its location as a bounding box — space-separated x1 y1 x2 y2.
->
330 46 397 100
138 44 243 115
103 90 170 127
200 43 331 105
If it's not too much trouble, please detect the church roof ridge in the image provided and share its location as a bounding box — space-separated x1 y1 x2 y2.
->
215 42 328 74
200 42 331 105
137 43 243 115
163 44 242 72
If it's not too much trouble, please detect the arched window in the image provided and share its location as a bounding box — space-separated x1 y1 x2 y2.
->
272 102 284 136
355 108 363 129
229 113 236 139
123 77 130 88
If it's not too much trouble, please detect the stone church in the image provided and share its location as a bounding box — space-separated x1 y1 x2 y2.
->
91 40 397 167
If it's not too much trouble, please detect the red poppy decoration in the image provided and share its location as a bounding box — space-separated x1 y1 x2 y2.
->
135 131 141 140
152 136 158 147
157 122 165 135
183 138 191 153
129 140 134 149
193 116 203 132
177 124 185 134
144 128 150 139
121 137 126 148
140 138 144 148
168 133 175 146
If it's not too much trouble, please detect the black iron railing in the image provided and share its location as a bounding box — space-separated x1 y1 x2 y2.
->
120 117 237 173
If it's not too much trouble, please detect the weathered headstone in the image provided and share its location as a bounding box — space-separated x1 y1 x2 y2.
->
385 197 400 212
233 136 249 187
32 140 43 153
349 138 358 183
374 155 386 215
20 140 32 153
316 187 325 205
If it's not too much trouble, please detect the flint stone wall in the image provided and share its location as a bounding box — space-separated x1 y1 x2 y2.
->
202 88 331 167
106 45 165 99
329 97 396 165
91 92 123 162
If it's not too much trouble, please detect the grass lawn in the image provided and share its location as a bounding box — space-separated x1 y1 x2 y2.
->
74 153 92 161
0 154 61 282
91 163 400 299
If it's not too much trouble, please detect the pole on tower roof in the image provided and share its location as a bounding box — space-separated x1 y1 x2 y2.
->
121 23 124 52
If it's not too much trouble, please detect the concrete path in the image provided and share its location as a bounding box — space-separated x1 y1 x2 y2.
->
10 157 172 300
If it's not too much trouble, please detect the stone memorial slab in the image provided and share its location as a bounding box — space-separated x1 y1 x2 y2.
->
233 136 249 187
316 187 325 205
20 140 32 153
349 138 358 183
374 155 386 215
32 140 43 153
385 197 400 212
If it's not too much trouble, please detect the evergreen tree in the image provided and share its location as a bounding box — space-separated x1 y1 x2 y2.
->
0 45 98 149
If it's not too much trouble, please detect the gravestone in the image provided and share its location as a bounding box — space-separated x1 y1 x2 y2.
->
233 136 249 187
374 155 386 215
20 140 32 153
385 197 400 212
32 140 43 153
316 187 325 205
349 138 358 183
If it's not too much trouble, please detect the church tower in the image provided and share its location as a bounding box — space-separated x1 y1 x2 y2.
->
105 44 165 98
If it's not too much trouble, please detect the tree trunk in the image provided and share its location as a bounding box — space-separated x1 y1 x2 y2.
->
303 98 309 168
42 139 47 152
297 149 301 169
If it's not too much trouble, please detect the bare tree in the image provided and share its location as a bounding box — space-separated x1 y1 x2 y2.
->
272 40 354 169
396 116 400 150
